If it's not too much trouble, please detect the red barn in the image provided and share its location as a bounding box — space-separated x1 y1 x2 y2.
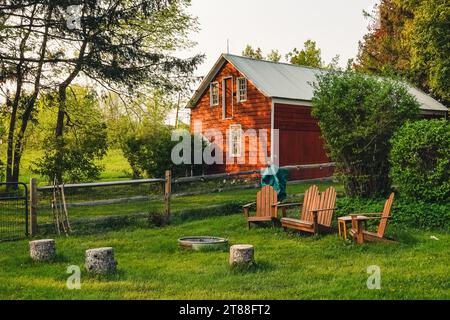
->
188 54 449 180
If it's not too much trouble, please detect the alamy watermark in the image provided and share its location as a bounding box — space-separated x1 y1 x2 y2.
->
170 120 280 173
367 265 381 290
66 265 81 290
65 5 82 30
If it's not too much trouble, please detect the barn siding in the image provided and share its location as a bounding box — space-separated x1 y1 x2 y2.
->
190 61 273 173
274 103 333 180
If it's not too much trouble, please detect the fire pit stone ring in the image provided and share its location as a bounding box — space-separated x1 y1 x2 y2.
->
178 236 228 251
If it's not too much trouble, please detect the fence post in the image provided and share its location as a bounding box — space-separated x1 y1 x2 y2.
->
29 178 38 236
164 170 172 220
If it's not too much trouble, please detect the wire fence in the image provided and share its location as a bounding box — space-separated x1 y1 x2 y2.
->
0 183 29 241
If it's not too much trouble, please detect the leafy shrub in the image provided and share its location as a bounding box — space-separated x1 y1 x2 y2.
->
312 71 419 197
121 123 206 178
31 87 108 183
336 197 449 230
121 124 175 178
390 119 450 203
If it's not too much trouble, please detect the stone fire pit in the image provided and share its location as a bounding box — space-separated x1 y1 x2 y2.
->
178 236 228 251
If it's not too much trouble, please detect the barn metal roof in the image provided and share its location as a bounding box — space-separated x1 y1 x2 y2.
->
189 54 448 113
224 54 324 101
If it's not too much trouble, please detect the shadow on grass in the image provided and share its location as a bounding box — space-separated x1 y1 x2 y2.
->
178 246 230 254
172 202 242 224
388 228 419 245
25 253 71 265
281 229 327 241
37 202 243 236
84 269 126 281
229 260 275 274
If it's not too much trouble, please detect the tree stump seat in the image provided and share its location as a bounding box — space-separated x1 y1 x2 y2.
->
229 244 254 267
29 239 56 261
85 247 117 274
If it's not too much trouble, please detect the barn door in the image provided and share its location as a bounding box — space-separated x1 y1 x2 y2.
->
222 77 233 119
275 104 333 180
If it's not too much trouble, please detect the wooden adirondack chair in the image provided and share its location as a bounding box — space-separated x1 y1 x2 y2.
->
243 186 278 229
279 186 337 235
315 187 338 233
349 193 395 244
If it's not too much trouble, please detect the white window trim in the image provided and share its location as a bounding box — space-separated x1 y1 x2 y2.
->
237 77 247 103
229 124 242 158
222 76 234 119
210 82 219 107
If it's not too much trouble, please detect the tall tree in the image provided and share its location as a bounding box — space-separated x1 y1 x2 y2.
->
0 1 55 183
286 39 323 68
407 0 450 103
242 45 264 60
50 0 203 181
0 0 203 182
355 0 411 76
356 0 450 104
266 50 282 62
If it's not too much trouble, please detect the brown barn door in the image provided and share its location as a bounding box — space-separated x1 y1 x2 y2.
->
275 104 333 180
222 77 233 119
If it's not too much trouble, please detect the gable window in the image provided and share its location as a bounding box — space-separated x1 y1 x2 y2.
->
237 77 247 102
229 124 242 158
210 82 219 106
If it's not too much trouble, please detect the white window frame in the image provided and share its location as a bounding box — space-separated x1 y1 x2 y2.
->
237 77 247 103
222 76 234 119
210 82 219 107
229 124 242 158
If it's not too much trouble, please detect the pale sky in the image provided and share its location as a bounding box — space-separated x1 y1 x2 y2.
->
186 0 379 75
175 0 380 123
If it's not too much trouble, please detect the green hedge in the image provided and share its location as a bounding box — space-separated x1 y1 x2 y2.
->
336 197 449 230
390 119 450 203
311 71 419 197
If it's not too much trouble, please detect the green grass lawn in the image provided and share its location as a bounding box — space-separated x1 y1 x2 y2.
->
0 213 448 299
2 153 447 300
11 148 133 185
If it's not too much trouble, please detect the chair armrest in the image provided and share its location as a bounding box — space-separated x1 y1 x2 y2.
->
277 202 302 208
242 202 256 209
277 202 301 218
350 213 382 216
364 216 391 220
310 207 337 212
271 202 282 207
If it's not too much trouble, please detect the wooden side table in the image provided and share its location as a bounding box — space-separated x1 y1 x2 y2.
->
338 216 369 240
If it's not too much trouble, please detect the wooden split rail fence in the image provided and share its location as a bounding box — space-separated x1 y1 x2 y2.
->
27 162 335 235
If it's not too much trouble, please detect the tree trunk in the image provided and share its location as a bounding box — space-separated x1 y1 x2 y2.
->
53 34 88 180
53 87 67 182
5 5 37 183
6 80 21 183
7 4 53 183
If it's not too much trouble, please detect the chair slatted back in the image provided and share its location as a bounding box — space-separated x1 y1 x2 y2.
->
377 193 395 237
317 187 336 227
300 185 320 222
256 186 278 218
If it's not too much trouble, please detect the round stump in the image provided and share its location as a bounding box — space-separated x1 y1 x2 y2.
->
85 247 117 274
229 244 254 267
29 239 56 262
